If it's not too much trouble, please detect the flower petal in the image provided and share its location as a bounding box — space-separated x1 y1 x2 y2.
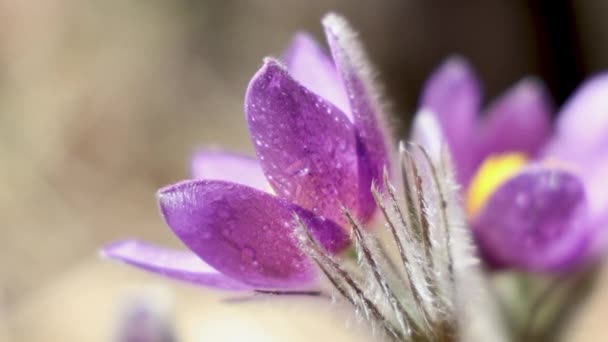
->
245 58 363 224
190 149 268 192
283 32 350 117
584 159 608 262
478 78 552 159
571 157 608 240
420 57 481 186
544 73 608 162
157 180 350 289
100 239 251 290
322 13 391 216
473 167 591 271
410 108 445 161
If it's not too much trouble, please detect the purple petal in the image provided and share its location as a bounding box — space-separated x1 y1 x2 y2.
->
477 78 552 160
157 180 350 290
580 157 608 227
581 158 608 262
245 58 364 224
101 239 251 290
420 57 482 186
544 73 608 162
322 13 391 218
283 32 350 118
473 167 591 271
190 149 268 192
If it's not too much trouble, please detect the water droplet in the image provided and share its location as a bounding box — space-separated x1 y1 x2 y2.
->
221 228 231 237
286 160 304 174
255 139 263 146
297 167 310 177
516 193 529 207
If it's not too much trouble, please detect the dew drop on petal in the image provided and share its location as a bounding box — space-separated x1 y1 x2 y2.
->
516 193 529 207
297 167 310 177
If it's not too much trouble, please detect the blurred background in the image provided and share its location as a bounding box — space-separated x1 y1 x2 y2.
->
2 0 608 341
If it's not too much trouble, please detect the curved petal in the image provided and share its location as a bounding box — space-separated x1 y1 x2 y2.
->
473 167 591 271
190 149 268 192
420 56 482 186
478 78 552 159
583 158 608 258
584 158 608 221
544 73 608 162
322 13 391 218
245 58 364 224
157 180 350 290
100 239 251 290
283 32 350 117
410 109 445 162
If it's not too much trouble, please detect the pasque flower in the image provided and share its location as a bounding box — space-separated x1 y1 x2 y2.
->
102 14 391 291
412 57 608 271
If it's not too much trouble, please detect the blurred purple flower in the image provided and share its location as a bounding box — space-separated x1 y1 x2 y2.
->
113 290 175 342
102 14 391 291
412 57 608 272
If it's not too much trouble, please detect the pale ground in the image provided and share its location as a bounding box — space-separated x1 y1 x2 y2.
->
5 260 374 342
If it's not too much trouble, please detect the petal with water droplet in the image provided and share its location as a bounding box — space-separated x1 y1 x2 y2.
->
245 58 363 225
473 166 591 271
157 180 349 289
101 239 251 290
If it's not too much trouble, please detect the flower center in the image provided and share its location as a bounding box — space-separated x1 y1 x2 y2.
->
466 152 528 216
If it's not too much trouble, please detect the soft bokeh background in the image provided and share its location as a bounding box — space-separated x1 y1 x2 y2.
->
2 1 608 341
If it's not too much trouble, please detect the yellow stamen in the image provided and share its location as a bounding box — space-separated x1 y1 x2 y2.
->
467 152 528 216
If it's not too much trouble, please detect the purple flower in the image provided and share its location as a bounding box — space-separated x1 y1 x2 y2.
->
102 14 391 291
412 57 608 272
113 291 175 342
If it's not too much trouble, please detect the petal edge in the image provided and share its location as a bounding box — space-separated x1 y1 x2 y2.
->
101 239 251 290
